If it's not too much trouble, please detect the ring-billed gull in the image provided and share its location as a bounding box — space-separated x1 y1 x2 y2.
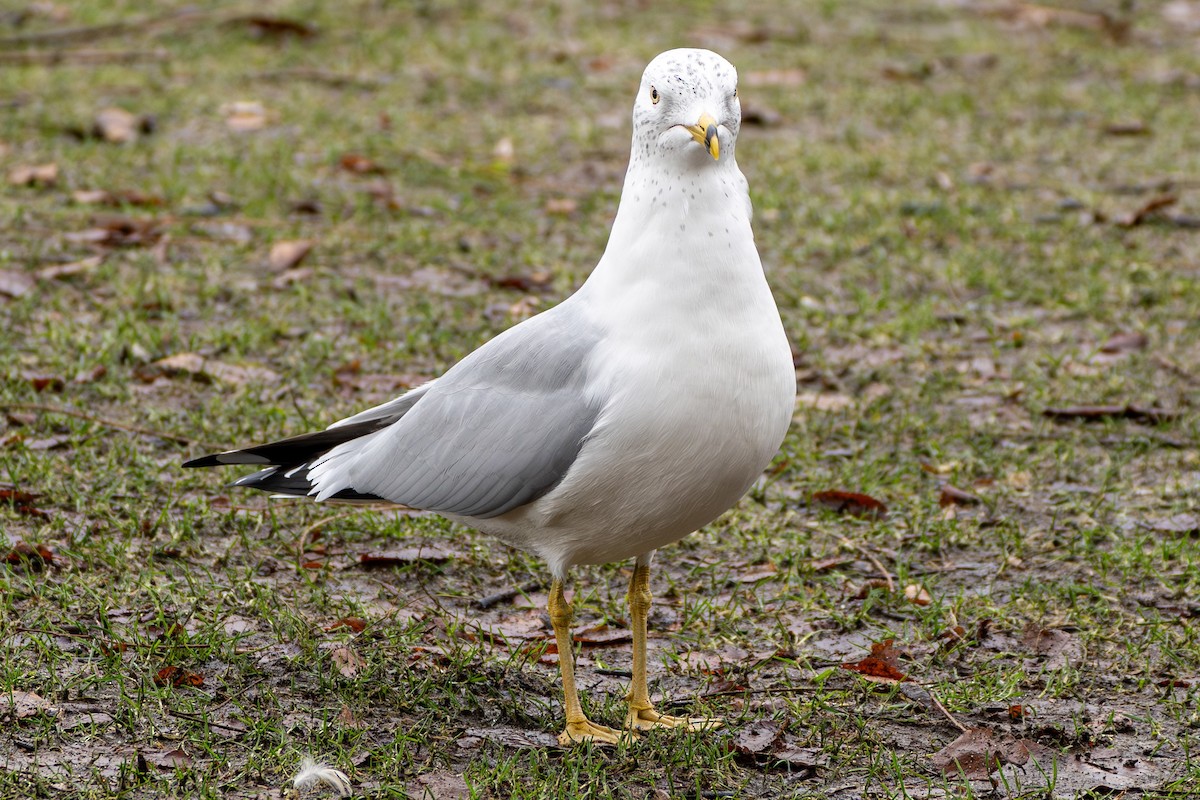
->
185 48 796 746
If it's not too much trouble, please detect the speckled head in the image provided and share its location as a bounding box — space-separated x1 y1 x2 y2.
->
631 48 742 168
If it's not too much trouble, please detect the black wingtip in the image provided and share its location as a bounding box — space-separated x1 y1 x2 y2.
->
183 452 271 468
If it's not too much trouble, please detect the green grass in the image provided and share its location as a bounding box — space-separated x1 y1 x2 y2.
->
2 0 1200 797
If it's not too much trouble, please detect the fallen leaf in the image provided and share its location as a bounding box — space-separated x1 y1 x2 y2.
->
939 485 982 507
147 352 279 387
153 666 204 688
487 271 555 293
572 622 632 647
93 107 142 143
731 719 784 756
325 617 367 633
1116 194 1177 227
841 639 910 683
337 705 364 729
224 15 318 39
411 771 468 800
36 256 104 281
903 585 932 606
64 214 162 248
543 197 577 215
147 747 192 769
932 727 1031 780
0 690 54 720
1021 625 1082 670
330 646 366 678
221 101 269 132
811 489 888 519
1099 330 1148 354
796 391 855 411
339 153 386 174
268 239 315 272
358 546 457 567
0 270 35 298
1104 120 1151 137
8 163 58 187
71 189 163 207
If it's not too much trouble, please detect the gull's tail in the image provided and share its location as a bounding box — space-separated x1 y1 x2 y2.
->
183 419 389 502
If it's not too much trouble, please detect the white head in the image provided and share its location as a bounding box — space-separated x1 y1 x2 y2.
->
631 48 741 168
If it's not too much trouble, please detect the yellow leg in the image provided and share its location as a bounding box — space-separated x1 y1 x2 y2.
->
549 578 625 746
623 560 722 733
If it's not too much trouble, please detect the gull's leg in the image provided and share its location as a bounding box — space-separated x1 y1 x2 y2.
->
549 577 625 746
624 554 722 733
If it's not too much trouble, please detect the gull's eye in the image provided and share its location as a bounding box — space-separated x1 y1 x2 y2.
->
650 87 660 104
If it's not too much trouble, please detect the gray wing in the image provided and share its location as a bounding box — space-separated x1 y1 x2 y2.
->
307 302 603 518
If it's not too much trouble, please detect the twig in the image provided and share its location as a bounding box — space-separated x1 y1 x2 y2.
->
250 68 388 89
921 684 968 732
0 402 213 449
473 580 542 610
0 9 205 48
294 510 361 560
165 708 249 734
841 538 895 593
0 49 169 66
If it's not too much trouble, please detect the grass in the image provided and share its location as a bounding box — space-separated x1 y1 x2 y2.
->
2 0 1200 797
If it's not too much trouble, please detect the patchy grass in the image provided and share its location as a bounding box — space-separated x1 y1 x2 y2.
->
2 0 1200 797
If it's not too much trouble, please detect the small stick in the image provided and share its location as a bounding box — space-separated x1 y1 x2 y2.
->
841 537 895 593
0 402 213 449
473 580 541 610
0 9 204 48
0 49 168 66
165 708 249 734
922 684 967 732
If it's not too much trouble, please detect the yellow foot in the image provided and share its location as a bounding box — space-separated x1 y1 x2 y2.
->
557 719 630 746
624 707 723 733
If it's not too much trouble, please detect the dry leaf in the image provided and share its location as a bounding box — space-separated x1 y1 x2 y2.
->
358 546 457 567
1116 194 1177 227
0 270 35 298
153 666 204 687
841 639 909 683
330 646 366 678
1043 404 1179 424
0 690 54 720
37 256 103 281
226 15 317 39
731 719 783 756
222 101 269 132
939 484 982 507
811 489 888 519
148 352 280 387
8 163 58 187
268 239 314 272
932 727 1031 780
339 153 386 174
93 107 141 143
903 585 932 606
1100 331 1148 354
325 617 367 633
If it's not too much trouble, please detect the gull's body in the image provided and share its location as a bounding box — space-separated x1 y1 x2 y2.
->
186 48 795 745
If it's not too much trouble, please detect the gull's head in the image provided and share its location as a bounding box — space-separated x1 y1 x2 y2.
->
632 48 741 167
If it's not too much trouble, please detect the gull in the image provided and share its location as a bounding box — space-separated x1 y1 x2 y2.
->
185 48 796 746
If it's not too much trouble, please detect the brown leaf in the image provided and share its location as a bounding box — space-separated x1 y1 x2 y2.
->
330 646 366 678
268 239 315 272
0 489 50 520
337 705 364 729
1100 330 1148 354
543 197 577 215
358 546 456 567
3 542 55 569
731 719 784 756
1116 193 1177 227
811 489 888 519
939 485 982 507
932 727 1031 780
903 584 932 606
146 747 193 769
8 163 58 187
0 690 54 720
64 214 162 248
37 256 104 281
148 352 279 387
0 270 35 298
1104 120 1151 137
221 101 269 132
72 188 163 208
1043 404 1180 424
572 623 632 647
339 153 387 174
153 666 204 688
841 639 910 683
809 556 853 572
225 15 318 39
93 107 142 144
325 617 367 633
